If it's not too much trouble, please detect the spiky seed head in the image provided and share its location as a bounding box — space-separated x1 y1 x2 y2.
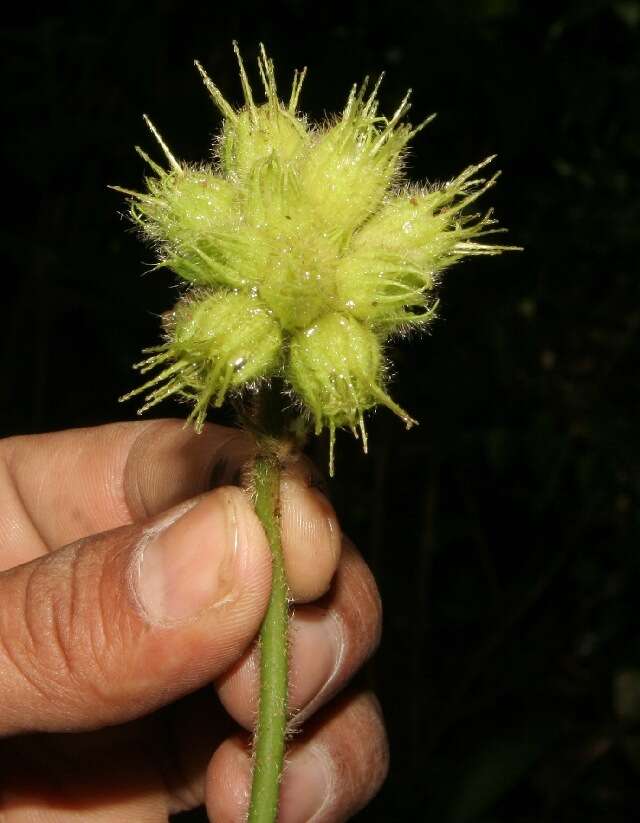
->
334 250 435 332
121 291 282 431
131 167 237 246
220 107 310 179
287 313 415 473
116 44 519 473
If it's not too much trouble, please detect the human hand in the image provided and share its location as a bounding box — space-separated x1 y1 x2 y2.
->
0 420 386 821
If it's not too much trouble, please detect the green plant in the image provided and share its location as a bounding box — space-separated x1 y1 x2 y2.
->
116 43 517 822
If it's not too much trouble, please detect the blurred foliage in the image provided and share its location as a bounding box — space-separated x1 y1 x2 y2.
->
2 0 639 820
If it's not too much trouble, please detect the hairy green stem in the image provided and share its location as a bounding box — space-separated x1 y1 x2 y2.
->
248 451 289 823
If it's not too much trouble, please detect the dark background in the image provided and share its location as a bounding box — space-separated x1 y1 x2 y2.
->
3 1 640 820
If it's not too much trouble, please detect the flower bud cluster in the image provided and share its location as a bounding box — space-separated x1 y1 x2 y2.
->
117 44 516 472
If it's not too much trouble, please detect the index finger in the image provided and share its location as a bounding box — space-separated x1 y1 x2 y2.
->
0 420 342 602
0 420 254 556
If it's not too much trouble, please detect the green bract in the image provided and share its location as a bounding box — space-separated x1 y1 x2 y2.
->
117 43 517 472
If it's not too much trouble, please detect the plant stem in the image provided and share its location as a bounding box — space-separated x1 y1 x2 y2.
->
248 451 289 823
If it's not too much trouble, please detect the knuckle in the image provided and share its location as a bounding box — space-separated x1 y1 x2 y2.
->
342 692 388 771
357 692 389 790
341 539 383 659
0 536 135 728
345 693 389 811
319 692 389 819
0 552 82 722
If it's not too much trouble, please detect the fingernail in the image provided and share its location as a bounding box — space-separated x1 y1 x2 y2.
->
280 744 333 823
134 489 244 624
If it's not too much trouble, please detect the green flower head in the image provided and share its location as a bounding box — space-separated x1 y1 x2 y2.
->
117 43 517 473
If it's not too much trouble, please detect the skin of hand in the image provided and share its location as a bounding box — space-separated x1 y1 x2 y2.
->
0 420 387 822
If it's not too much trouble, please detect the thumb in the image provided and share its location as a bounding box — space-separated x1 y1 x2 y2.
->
0 487 272 736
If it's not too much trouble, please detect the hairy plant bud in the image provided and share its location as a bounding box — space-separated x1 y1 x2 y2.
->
205 44 310 179
287 313 414 473
353 157 509 272
116 43 518 471
299 81 423 235
130 165 238 248
121 291 282 431
334 250 436 333
220 107 309 179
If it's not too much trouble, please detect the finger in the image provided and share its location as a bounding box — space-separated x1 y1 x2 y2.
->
0 419 255 562
0 487 272 736
206 691 389 823
0 687 230 818
217 539 381 729
0 728 170 821
279 455 342 602
0 423 342 602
